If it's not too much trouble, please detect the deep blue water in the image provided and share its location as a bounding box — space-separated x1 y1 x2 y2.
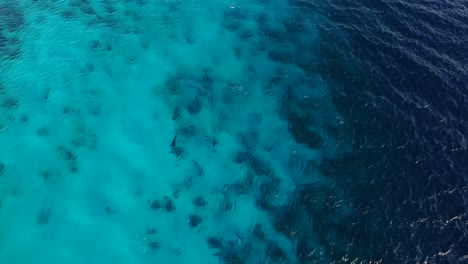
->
0 0 466 263
298 0 468 262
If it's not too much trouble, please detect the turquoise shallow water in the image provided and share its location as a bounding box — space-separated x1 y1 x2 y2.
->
0 1 347 263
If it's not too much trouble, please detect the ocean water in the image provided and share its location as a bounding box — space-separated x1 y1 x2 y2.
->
0 0 466 263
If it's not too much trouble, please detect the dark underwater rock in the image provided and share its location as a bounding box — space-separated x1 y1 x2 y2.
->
207 237 224 249
171 146 185 159
1 97 19 109
36 127 49 137
273 205 303 239
186 97 202 114
188 214 202 228
266 241 287 263
148 241 160 250
163 196 176 212
233 150 251 164
0 4 25 32
183 175 194 189
90 40 101 50
248 155 272 176
172 187 181 199
69 163 79 173
287 114 324 149
151 200 161 210
61 9 76 19
104 3 115 14
57 146 77 162
219 196 234 212
193 196 207 207
172 106 182 120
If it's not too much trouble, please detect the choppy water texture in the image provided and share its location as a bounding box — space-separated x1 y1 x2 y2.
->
0 0 466 263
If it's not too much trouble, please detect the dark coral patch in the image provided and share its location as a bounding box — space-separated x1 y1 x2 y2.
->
172 187 181 199
179 124 197 138
287 114 324 149
1 97 19 109
172 106 182 120
266 241 287 263
186 97 202 114
37 127 49 136
171 146 185 159
207 237 223 249
0 4 25 32
151 200 161 210
163 196 176 212
188 214 202 228
148 241 160 250
193 196 207 207
252 224 265 240
57 146 77 162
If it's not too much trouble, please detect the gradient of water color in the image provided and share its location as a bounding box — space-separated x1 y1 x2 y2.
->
0 0 466 263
